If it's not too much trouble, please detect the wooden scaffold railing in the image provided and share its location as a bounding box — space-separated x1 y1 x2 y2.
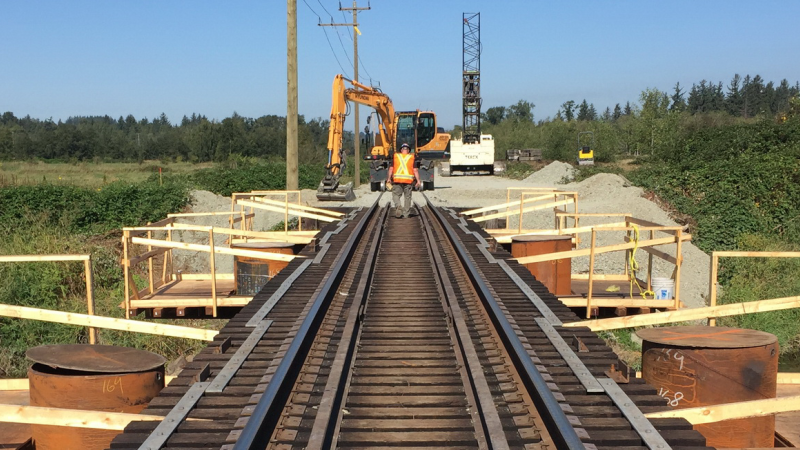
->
0 254 97 343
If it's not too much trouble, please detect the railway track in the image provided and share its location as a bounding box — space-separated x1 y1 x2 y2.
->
111 196 711 450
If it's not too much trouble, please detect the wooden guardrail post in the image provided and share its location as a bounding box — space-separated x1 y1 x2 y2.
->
208 229 218 318
83 257 97 344
587 229 597 319
674 229 683 310
709 252 719 326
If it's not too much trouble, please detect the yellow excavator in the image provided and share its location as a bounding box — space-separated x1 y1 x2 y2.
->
317 74 450 200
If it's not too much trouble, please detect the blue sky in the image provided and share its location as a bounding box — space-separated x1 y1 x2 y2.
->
2 1 799 129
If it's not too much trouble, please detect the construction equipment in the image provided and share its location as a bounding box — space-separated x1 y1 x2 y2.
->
577 131 595 166
368 110 450 191
317 74 449 200
441 12 503 177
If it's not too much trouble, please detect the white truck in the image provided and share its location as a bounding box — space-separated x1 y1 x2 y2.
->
440 134 504 176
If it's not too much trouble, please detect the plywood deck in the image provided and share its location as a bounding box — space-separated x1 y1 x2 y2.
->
0 390 30 449
776 383 800 447
558 278 681 310
128 279 253 311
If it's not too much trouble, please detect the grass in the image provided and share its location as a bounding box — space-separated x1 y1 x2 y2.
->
0 181 220 378
500 161 543 180
0 160 216 187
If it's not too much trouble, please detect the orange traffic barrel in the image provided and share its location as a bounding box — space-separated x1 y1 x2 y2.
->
232 241 295 295
638 326 778 448
511 235 572 295
27 344 165 450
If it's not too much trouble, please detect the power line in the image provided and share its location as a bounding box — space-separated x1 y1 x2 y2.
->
334 27 354 68
316 0 334 19
321 27 351 78
337 3 377 86
302 0 351 78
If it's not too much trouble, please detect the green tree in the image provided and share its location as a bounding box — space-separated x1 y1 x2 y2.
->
561 101 576 121
484 106 506 125
670 82 686 111
507 100 535 122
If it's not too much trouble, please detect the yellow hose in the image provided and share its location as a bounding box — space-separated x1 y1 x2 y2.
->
629 224 655 299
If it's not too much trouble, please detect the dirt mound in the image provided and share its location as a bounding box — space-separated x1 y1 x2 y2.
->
523 161 576 185
572 172 642 200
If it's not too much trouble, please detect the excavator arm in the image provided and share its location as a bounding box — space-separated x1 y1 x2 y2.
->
318 74 396 201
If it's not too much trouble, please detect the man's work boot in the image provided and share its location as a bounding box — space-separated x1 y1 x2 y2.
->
395 207 402 218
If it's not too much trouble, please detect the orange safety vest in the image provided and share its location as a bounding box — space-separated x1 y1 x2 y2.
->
392 152 415 184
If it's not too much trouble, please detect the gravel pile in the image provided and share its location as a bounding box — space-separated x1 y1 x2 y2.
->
523 161 576 185
180 162 709 308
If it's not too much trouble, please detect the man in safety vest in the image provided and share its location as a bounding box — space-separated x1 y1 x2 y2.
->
386 142 421 218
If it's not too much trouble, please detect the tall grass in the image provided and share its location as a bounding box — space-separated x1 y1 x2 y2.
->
0 180 219 378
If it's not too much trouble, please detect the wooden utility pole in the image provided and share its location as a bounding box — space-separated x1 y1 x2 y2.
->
320 1 370 188
286 0 299 190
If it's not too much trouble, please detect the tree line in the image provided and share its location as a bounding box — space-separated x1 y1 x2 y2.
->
2 73 797 164
476 73 800 161
482 74 800 126
0 112 347 163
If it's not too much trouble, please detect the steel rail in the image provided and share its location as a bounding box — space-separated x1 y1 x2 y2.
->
305 206 388 449
232 196 382 450
424 196 586 450
419 207 509 449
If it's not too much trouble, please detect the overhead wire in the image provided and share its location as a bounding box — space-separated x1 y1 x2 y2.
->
301 0 351 78
339 3 377 86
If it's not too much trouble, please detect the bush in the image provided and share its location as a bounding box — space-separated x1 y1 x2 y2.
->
189 163 327 196
0 180 191 234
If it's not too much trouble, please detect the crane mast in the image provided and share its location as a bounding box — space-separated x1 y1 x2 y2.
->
463 12 481 144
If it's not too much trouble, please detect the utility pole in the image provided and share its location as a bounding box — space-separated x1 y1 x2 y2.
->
320 1 370 188
286 0 299 190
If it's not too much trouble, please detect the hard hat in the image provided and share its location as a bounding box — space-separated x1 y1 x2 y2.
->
400 143 410 150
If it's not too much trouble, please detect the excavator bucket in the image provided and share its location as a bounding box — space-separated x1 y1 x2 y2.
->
316 181 356 202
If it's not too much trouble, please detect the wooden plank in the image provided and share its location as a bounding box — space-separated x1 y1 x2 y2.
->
555 212 632 218
624 236 679 264
0 380 29 391
126 247 169 267
169 223 310 243
644 395 800 425
713 251 800 258
250 197 344 217
515 234 692 265
178 273 235 280
130 297 252 308
778 373 800 385
130 237 297 262
558 298 681 308
493 221 629 243
237 200 338 223
461 194 556 216
168 211 242 217
626 217 684 235
709 253 719 326
472 198 576 223
571 274 630 281
563 295 800 331
0 254 90 262
0 404 205 430
84 258 97 345
125 217 174 236
0 304 218 341
603 225 683 232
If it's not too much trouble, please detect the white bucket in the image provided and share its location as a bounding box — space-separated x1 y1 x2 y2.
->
652 277 675 300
